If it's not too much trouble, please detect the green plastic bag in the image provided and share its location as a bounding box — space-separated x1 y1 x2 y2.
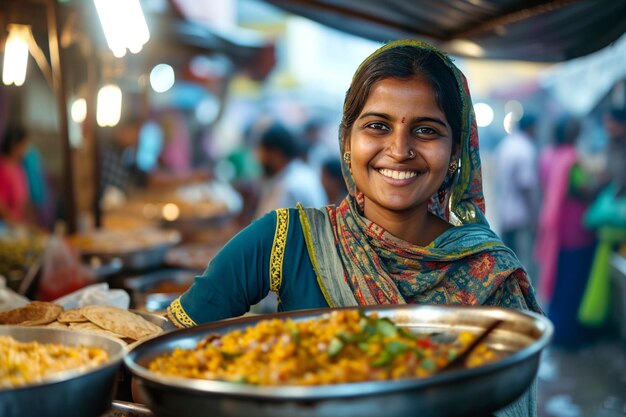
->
579 183 626 327
584 183 626 229
578 240 612 327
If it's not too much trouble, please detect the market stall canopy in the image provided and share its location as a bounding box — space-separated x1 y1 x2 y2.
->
262 0 626 62
146 6 275 82
540 32 626 115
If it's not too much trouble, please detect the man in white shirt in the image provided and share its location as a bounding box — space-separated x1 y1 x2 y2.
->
495 114 540 274
253 122 328 219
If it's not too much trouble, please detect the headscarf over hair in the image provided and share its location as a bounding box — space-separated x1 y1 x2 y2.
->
338 40 486 226
301 39 541 313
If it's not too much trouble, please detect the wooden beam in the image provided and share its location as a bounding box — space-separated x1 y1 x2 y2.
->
47 0 77 233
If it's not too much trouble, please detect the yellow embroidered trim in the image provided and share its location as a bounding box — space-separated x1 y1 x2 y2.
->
270 208 289 294
296 204 335 307
166 297 196 328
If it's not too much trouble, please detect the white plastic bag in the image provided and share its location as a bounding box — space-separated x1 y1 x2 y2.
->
0 275 30 312
53 282 130 310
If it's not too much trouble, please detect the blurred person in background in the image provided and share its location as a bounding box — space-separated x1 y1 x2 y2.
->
222 121 264 227
320 157 348 206
22 141 51 229
495 113 540 280
0 124 33 225
145 111 211 189
253 122 328 219
602 107 626 188
578 107 626 332
302 117 334 173
99 118 144 200
534 115 599 348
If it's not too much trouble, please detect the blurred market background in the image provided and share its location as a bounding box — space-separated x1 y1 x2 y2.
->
1 1 626 416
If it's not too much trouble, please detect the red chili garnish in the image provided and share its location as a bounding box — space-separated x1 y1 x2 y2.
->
416 338 434 348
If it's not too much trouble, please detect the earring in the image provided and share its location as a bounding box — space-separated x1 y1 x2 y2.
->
408 149 416 159
448 160 458 175
343 151 351 163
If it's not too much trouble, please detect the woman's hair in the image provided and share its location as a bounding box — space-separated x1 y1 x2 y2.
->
0 124 27 156
259 123 302 159
554 115 580 146
339 46 462 153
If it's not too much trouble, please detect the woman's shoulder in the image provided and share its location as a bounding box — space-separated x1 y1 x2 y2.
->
239 208 311 237
434 223 514 256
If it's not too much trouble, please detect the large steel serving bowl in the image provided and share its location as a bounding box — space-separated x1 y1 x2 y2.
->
0 326 126 417
125 305 553 417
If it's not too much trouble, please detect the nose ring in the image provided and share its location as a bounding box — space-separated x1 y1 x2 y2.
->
408 149 416 159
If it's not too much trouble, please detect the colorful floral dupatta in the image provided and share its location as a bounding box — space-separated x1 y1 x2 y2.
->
299 40 540 314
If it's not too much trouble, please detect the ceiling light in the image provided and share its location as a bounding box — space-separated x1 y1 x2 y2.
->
94 0 150 58
2 25 31 86
96 84 122 127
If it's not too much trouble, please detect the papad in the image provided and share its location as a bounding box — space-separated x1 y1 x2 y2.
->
80 305 163 340
57 308 88 323
0 301 63 326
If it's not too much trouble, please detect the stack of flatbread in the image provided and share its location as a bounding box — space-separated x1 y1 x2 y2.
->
0 301 164 347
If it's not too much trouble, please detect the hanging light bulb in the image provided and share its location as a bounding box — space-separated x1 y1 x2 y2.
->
93 0 150 58
2 25 31 86
71 98 87 123
96 84 122 127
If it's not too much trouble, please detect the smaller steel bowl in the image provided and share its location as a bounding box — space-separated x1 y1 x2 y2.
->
0 326 126 417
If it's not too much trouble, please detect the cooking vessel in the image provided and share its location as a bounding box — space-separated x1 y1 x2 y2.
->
125 305 553 417
115 310 176 402
103 400 154 417
0 326 126 417
123 269 196 312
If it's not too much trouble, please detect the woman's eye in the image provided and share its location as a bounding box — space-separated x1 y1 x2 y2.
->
414 126 437 136
366 122 389 131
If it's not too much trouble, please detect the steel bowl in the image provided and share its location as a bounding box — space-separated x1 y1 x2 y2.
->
125 305 553 417
123 269 196 312
103 400 154 417
115 310 176 402
0 326 126 417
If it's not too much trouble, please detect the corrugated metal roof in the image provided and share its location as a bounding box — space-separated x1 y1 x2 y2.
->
262 0 626 62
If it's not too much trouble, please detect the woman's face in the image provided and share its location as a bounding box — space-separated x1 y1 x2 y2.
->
347 76 453 219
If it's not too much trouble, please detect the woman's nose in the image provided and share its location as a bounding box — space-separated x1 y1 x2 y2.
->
386 128 413 160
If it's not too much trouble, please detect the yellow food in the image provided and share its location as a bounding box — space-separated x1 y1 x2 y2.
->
0 336 109 388
149 310 499 386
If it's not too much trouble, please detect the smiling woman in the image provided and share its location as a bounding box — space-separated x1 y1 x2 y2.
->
166 40 542 415
347 76 454 245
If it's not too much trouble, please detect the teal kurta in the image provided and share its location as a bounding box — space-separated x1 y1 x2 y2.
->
170 209 328 326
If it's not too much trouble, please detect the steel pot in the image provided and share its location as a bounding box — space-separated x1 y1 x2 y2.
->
125 305 553 417
0 326 126 417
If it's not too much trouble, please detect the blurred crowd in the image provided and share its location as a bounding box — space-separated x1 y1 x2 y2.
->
490 106 626 350
2 83 626 349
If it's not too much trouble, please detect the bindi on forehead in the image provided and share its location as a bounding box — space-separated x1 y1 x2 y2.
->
401 117 406 124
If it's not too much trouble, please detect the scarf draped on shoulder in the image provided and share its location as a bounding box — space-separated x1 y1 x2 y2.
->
297 40 541 313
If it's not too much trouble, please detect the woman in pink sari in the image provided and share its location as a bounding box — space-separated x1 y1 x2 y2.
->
535 115 597 347
0 125 30 224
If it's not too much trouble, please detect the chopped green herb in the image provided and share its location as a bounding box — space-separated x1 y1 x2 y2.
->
289 325 300 344
357 342 370 352
421 358 436 371
372 350 393 367
398 327 418 340
328 337 344 356
448 348 457 361
385 341 410 356
376 318 398 338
